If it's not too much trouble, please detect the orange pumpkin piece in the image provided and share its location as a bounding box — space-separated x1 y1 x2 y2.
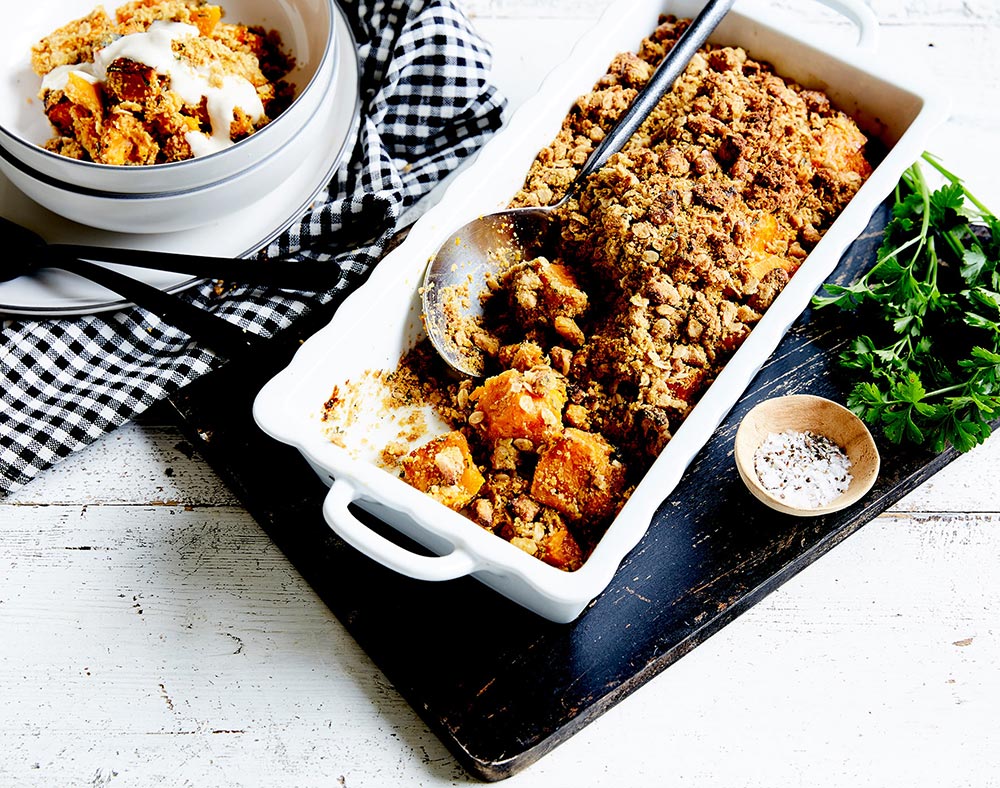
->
64 72 103 118
506 256 589 326
744 213 799 281
105 58 159 104
42 95 76 136
470 366 566 446
400 431 485 510
530 428 626 521
190 5 223 36
504 509 584 571
538 521 584 571
746 252 797 283
812 116 873 180
99 111 159 165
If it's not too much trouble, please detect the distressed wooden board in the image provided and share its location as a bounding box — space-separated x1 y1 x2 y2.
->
165 202 971 780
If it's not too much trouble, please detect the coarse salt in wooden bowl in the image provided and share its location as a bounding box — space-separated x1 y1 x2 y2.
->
734 394 880 517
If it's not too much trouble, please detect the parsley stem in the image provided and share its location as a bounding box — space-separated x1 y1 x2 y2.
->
902 161 932 267
922 383 969 399
922 152 993 217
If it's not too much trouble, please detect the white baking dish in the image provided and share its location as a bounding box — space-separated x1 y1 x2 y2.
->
253 0 948 623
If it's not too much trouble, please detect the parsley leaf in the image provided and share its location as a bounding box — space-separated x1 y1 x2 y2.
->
813 153 1000 453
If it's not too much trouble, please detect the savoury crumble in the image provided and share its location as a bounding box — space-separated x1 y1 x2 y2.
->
322 16 874 570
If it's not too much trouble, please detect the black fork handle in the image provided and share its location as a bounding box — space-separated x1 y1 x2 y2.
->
41 255 270 360
48 242 340 290
2 213 340 291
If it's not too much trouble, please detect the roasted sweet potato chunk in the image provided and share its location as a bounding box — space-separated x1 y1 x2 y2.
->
505 509 584 571
505 256 589 327
530 428 626 521
64 72 103 117
470 366 566 446
105 58 160 105
400 431 485 510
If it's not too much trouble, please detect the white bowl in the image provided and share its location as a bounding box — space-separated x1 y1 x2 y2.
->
0 55 334 233
0 0 337 195
254 0 949 623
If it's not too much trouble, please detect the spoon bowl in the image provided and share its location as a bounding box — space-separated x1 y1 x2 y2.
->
420 0 735 376
421 207 557 376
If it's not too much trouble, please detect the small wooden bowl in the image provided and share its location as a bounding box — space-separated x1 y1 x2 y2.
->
734 394 880 517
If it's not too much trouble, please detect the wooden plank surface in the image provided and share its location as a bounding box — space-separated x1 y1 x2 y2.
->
2 2 1000 785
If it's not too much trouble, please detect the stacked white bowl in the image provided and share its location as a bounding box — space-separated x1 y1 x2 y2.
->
0 0 338 233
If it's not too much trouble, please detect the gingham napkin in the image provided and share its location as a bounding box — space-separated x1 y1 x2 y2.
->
0 0 505 496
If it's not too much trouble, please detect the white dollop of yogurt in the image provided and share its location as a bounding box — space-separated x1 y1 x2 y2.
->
41 21 265 156
40 64 100 92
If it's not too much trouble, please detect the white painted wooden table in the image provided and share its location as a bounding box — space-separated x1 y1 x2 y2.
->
2 2 999 785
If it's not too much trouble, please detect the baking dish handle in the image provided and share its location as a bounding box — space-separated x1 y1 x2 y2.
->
322 479 478 581
813 0 880 53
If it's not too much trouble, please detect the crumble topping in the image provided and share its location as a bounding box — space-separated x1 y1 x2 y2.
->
322 16 874 571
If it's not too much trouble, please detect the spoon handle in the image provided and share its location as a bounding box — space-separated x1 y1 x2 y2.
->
572 0 736 187
44 255 270 360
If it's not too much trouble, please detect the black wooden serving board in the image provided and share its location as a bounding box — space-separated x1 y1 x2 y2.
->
167 202 963 781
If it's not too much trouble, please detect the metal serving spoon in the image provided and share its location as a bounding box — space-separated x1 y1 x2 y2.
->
421 0 735 376
1 238 269 360
2 216 344 290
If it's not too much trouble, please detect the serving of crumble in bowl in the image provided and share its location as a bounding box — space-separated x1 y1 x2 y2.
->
254 0 948 623
0 0 338 231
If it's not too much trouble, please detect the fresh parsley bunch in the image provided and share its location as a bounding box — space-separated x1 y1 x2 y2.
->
813 153 1000 453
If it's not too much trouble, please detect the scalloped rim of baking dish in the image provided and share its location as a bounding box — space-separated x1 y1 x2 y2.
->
254 0 949 623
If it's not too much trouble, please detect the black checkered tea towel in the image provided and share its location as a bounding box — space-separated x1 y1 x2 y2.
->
0 0 505 496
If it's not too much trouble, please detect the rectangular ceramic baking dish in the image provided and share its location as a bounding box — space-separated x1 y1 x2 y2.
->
254 0 948 623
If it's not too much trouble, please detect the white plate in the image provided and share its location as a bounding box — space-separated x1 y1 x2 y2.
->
0 1 359 317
